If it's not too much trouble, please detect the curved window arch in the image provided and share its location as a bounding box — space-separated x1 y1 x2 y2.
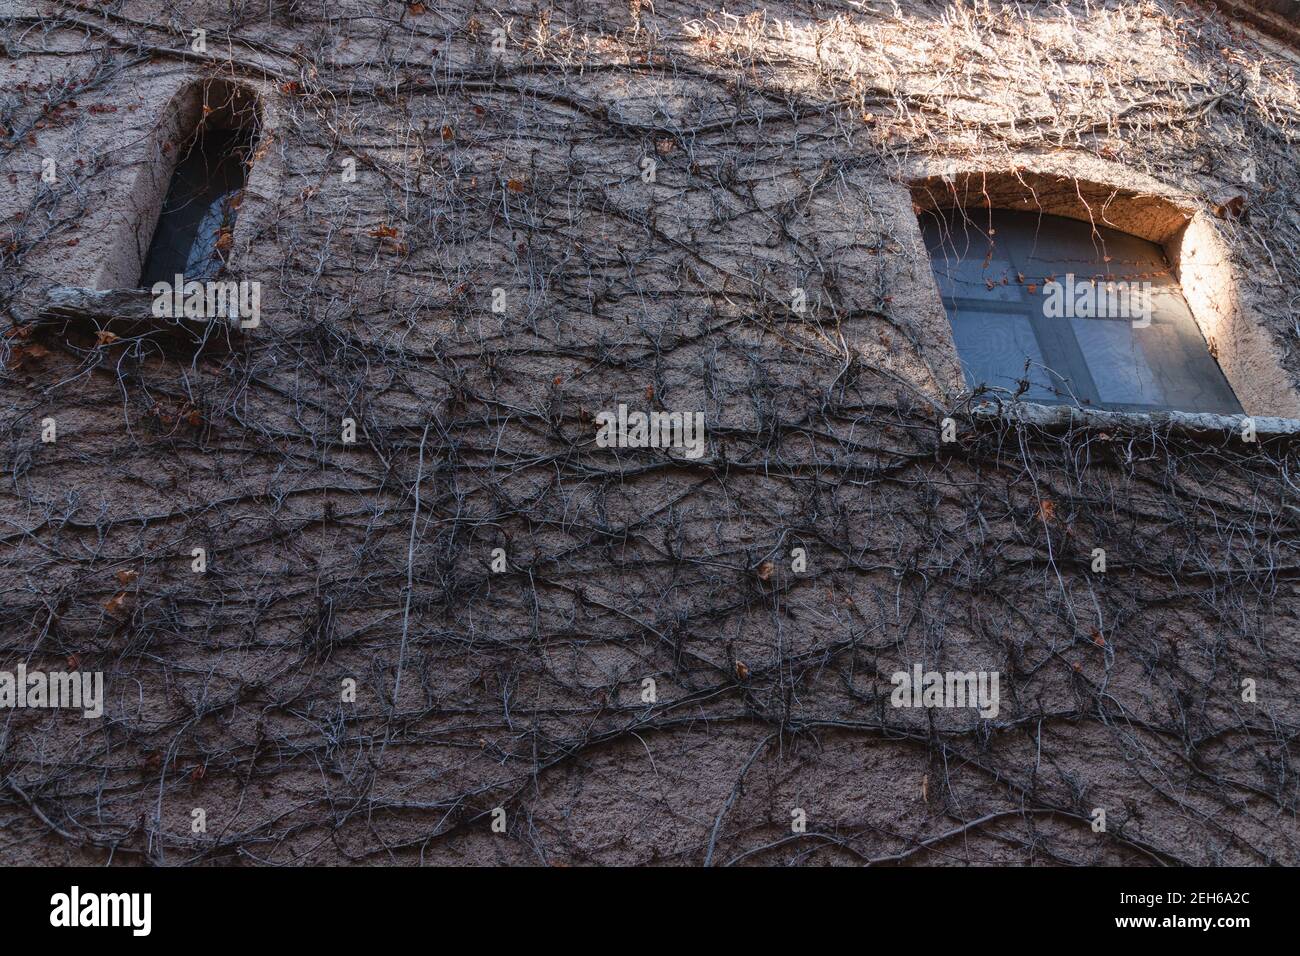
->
139 81 262 287
920 207 1243 415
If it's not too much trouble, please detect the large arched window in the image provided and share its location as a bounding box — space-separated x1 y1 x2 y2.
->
139 82 261 287
920 208 1243 415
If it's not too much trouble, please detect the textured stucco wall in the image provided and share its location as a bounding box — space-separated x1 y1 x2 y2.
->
1 0 1299 866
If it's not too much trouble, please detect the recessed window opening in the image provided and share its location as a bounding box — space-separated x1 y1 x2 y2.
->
139 84 261 287
919 207 1244 415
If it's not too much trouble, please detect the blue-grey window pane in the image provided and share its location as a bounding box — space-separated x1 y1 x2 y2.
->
184 187 242 276
921 217 1022 303
919 207 1244 414
1069 319 1165 405
949 308 1056 400
140 127 250 286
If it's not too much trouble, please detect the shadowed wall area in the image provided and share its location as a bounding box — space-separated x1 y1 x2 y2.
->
1 0 1298 866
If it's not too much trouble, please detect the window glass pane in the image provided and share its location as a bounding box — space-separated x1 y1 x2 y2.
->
920 207 1243 414
184 185 242 277
1070 302 1242 414
949 307 1056 400
1017 221 1156 285
920 216 1023 303
141 127 249 286
1069 318 1166 405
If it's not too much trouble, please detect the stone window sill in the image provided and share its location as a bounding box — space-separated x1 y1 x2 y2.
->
29 286 245 350
969 399 1300 443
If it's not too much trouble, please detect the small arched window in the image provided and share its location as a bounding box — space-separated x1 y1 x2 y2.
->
920 208 1243 415
139 82 261 287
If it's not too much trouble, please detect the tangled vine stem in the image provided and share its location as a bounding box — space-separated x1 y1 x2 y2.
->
0 0 1298 865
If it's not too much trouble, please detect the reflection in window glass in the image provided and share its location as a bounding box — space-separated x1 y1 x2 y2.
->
919 208 1243 415
1069 319 1164 406
140 125 253 286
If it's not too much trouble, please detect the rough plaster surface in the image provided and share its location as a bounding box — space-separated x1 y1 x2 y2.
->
1 0 1299 866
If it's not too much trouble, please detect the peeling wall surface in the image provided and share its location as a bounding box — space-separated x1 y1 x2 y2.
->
1 0 1299 866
